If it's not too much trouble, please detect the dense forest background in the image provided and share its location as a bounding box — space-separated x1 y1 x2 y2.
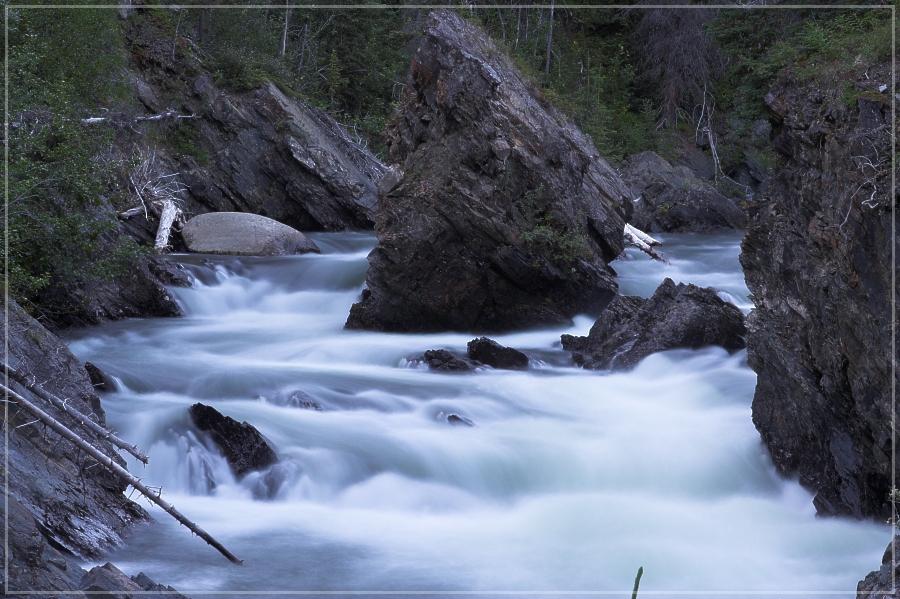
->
4 0 893 318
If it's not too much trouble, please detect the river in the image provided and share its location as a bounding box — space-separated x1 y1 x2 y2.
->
67 232 887 597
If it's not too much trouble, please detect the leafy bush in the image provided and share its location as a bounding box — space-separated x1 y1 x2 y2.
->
5 7 146 311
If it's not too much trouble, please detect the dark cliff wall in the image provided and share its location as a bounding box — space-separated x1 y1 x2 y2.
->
740 66 895 519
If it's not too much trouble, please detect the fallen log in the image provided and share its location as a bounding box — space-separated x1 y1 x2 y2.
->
624 223 662 247
624 224 670 264
3 362 149 465
2 382 243 565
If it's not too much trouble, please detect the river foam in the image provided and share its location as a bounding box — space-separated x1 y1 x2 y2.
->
68 231 887 597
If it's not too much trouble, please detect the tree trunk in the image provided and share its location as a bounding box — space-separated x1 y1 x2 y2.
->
280 1 291 58
154 200 179 253
545 0 555 75
624 224 669 263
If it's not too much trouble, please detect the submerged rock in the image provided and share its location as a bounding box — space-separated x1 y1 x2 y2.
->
741 67 894 519
447 414 475 427
346 11 630 333
182 212 320 256
188 402 278 477
561 278 746 370
467 337 529 370
423 349 478 372
621 151 748 233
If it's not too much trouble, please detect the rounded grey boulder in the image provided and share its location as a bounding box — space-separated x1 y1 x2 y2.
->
181 212 320 256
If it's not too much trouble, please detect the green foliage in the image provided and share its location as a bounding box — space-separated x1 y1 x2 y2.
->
708 9 891 121
476 8 659 165
195 3 411 156
6 7 145 308
519 186 591 270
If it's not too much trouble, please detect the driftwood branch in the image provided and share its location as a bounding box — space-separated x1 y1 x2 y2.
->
4 362 149 465
624 224 670 264
81 110 198 126
2 382 243 565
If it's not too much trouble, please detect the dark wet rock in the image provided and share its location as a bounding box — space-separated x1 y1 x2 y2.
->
467 337 528 370
423 349 478 372
34 253 184 330
621 151 748 233
345 11 630 333
561 278 746 371
2 299 150 593
674 147 716 181
725 153 770 194
148 259 194 287
188 402 278 477
179 81 384 231
182 212 320 256
79 563 189 599
84 362 117 393
1 497 84 595
376 164 404 195
447 414 475 427
741 67 894 519
131 572 190 599
858 536 900 599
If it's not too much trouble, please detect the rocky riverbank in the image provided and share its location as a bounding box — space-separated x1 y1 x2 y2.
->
1 299 189 594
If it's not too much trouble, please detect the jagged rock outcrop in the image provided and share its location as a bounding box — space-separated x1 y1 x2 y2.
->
80 563 189 599
561 278 746 370
1 300 150 592
345 11 631 333
621 151 748 233
740 67 895 518
188 403 278 477
181 212 320 256
467 337 529 369
858 536 900 599
180 80 384 231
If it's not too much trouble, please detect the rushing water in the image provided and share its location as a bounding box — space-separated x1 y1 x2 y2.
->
67 232 887 597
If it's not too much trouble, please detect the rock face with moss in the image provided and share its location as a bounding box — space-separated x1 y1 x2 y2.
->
346 11 631 332
740 67 895 518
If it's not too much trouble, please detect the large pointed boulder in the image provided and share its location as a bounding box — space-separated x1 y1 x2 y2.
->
345 11 631 333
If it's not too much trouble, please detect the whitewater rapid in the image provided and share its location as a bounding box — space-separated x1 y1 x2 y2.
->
67 232 887 597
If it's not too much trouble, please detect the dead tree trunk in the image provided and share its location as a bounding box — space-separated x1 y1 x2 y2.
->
154 200 180 253
624 224 669 264
2 383 243 565
279 1 292 58
4 362 149 464
544 0 555 75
